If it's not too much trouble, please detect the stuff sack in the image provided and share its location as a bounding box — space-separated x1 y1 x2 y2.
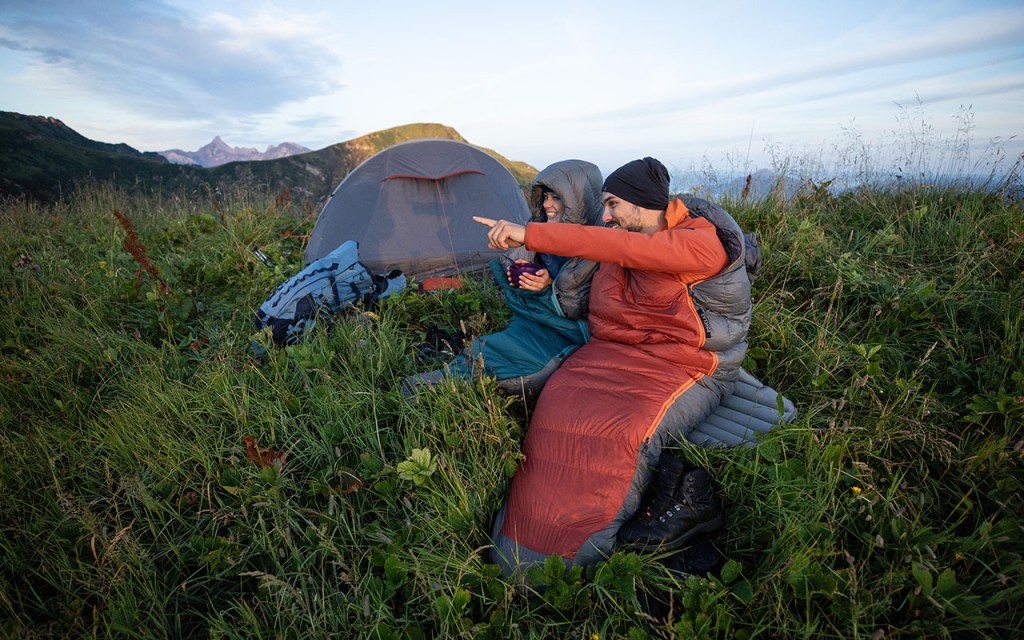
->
254 240 405 347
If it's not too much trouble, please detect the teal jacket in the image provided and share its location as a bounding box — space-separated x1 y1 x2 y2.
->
449 258 589 394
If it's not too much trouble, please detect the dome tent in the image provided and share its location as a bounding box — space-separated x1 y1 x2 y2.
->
304 139 531 277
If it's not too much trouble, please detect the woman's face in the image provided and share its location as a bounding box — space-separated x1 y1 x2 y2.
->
542 191 565 222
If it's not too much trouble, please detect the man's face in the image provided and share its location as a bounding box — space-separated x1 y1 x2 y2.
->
601 193 646 231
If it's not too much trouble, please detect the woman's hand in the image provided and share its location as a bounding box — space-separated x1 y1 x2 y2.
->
511 263 552 291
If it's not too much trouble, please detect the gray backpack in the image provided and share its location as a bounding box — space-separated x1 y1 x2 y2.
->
254 240 405 347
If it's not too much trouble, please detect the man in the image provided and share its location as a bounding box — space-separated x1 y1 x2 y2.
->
475 157 752 575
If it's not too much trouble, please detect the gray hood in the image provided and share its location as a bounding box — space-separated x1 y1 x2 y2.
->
529 159 604 226
515 160 604 320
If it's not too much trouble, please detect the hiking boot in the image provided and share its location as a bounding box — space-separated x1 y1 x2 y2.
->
660 535 727 578
638 536 728 623
618 464 723 552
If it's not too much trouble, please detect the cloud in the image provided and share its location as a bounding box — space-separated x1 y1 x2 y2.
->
285 113 347 132
0 36 72 63
0 0 343 120
581 6 1024 124
891 76 1024 107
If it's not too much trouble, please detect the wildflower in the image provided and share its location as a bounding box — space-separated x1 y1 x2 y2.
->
23 348 31 355
955 552 965 561
591 634 600 640
13 254 39 270
99 260 107 268
851 486 862 495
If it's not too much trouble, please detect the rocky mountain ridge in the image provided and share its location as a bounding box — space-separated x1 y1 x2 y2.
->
160 136 311 167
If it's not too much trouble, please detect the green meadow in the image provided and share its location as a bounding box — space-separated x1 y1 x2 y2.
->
2 153 1022 637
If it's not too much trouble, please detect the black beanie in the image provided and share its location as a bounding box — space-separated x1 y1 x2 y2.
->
602 157 670 210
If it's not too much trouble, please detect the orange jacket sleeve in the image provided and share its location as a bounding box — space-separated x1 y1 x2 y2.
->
524 209 727 278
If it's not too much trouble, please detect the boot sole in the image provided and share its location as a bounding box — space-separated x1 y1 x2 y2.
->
620 513 725 553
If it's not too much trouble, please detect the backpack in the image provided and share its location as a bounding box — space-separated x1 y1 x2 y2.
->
254 240 405 347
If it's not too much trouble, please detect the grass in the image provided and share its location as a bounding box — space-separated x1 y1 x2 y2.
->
1 155 1022 638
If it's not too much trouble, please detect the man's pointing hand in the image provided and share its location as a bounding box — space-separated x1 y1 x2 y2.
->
473 216 526 250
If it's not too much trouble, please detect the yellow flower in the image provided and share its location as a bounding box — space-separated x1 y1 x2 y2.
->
851 486 862 494
98 260 107 268
23 348 31 355
591 634 600 640
955 552 965 561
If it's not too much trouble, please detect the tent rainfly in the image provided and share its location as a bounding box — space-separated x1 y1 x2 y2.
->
304 139 531 277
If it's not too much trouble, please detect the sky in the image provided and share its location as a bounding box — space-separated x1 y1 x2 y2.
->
2 0 1023 179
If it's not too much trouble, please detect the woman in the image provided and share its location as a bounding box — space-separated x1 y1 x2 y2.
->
401 159 604 399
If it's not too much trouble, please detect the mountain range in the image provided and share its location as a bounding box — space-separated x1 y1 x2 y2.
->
159 136 311 167
0 111 537 203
